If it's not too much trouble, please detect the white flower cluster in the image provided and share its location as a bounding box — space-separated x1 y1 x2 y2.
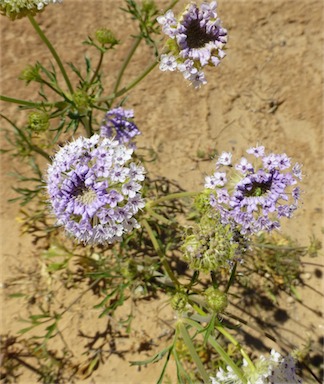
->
0 0 62 19
210 349 302 384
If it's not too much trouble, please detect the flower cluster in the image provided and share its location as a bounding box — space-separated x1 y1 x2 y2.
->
181 213 240 272
205 146 302 235
0 0 62 20
100 107 141 145
211 349 302 383
157 1 227 88
47 134 146 245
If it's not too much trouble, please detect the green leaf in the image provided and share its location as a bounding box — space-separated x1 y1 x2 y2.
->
130 345 172 366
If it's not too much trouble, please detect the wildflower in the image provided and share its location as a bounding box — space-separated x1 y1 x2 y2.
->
157 1 227 88
46 134 145 245
100 107 141 145
205 146 302 235
210 349 302 383
1 0 62 20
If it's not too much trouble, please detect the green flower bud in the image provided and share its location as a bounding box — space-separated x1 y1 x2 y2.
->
28 111 49 132
182 212 239 273
19 64 42 85
95 28 119 47
194 191 212 215
204 287 228 313
72 90 90 115
171 291 188 313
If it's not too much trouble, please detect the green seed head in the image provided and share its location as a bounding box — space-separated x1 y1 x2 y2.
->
182 212 239 273
28 111 49 132
171 291 189 313
95 28 119 47
205 287 228 313
19 63 42 84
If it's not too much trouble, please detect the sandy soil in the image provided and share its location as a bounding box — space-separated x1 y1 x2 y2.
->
1 0 323 383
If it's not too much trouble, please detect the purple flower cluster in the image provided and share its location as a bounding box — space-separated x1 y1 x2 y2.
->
157 1 227 88
47 134 146 244
100 107 140 145
205 146 302 235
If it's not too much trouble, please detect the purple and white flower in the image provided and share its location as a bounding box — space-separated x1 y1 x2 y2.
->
47 134 146 244
211 349 302 384
157 1 227 88
100 107 140 145
205 146 302 235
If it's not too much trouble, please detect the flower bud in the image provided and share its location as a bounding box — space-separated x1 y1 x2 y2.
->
204 287 228 313
182 213 239 273
28 111 50 132
171 291 188 313
72 90 90 115
95 28 119 47
19 64 42 85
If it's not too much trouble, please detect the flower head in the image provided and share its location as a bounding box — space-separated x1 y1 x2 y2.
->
181 212 240 272
157 1 227 88
1 0 62 20
210 349 302 383
205 146 302 235
100 107 141 145
47 134 146 245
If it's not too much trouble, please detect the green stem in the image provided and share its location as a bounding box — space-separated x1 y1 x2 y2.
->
149 191 198 207
141 218 180 287
60 278 102 317
30 145 51 162
98 60 158 104
27 14 73 94
178 321 210 383
145 207 173 225
113 36 142 96
214 318 255 372
80 115 92 138
183 318 247 383
0 95 56 107
88 50 104 88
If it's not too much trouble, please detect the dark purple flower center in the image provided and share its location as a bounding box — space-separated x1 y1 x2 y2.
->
244 180 272 198
185 20 216 48
70 178 86 198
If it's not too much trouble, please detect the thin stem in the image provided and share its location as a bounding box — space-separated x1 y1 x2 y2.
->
60 278 102 317
98 60 158 103
88 50 105 88
183 318 247 383
141 218 180 287
113 36 142 96
1 114 51 161
178 321 210 383
0 95 56 107
149 191 198 207
80 115 92 138
27 14 73 94
145 207 173 225
214 318 255 372
30 144 51 162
